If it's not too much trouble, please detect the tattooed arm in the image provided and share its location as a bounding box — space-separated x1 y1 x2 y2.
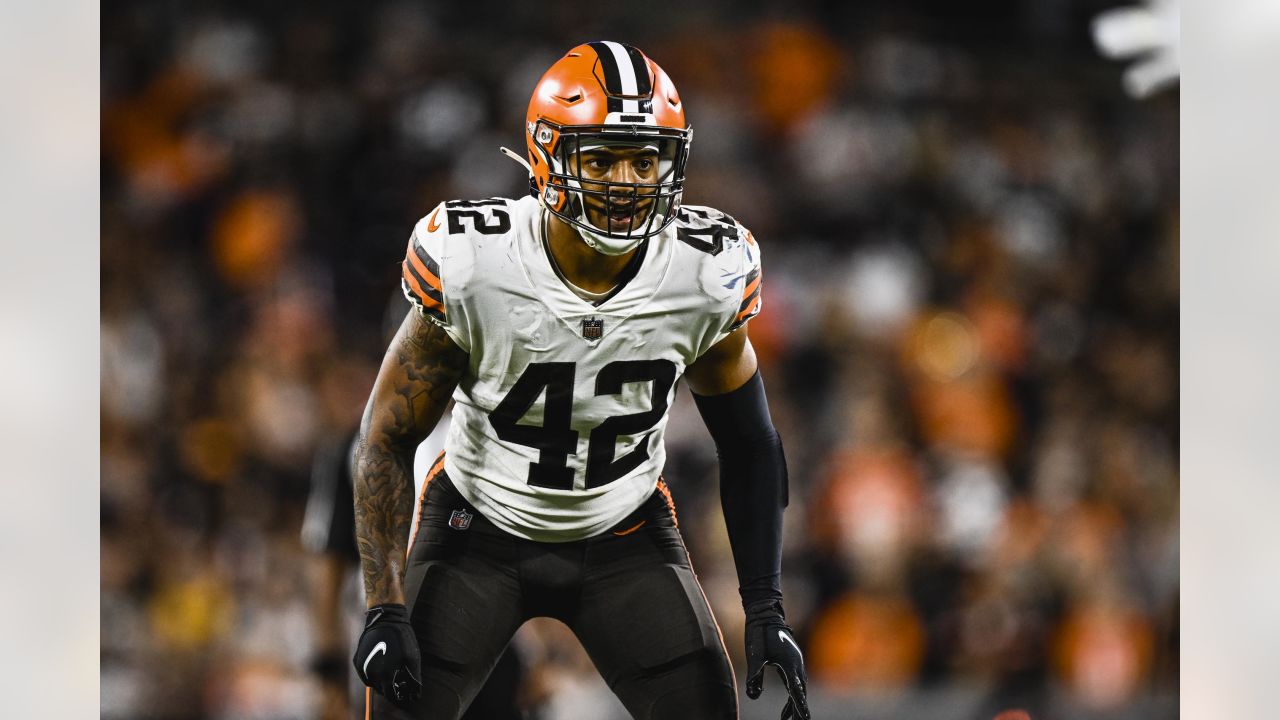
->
353 310 468 607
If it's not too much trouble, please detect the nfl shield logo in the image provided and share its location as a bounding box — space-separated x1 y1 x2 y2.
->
448 509 473 530
582 317 604 340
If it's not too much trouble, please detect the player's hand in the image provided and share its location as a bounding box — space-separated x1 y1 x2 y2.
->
353 604 422 705
744 604 811 720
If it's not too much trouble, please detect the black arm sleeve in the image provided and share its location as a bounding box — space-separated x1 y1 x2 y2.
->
692 370 789 615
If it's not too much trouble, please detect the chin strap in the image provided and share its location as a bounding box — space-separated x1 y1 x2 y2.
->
499 146 533 174
501 145 549 205
575 215 646 256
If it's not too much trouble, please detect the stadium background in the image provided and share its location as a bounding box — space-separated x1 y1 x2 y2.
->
100 1 1178 718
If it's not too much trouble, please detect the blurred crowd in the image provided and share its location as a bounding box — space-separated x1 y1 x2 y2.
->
101 1 1178 718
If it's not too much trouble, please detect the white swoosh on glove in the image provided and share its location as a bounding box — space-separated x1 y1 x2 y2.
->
778 630 801 654
363 641 388 675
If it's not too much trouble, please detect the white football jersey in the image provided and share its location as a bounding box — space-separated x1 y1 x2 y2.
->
400 195 762 542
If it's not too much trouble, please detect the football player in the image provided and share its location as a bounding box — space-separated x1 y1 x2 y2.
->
352 41 810 720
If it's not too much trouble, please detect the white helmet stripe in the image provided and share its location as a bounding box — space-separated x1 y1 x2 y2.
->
602 41 639 95
602 41 641 112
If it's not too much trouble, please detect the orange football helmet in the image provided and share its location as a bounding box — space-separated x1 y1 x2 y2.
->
523 41 692 252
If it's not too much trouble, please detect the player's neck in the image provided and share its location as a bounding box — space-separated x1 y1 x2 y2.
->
545 214 640 294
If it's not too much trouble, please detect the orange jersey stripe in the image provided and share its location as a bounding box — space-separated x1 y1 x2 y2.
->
656 478 678 528
741 274 761 302
736 293 761 322
401 262 446 314
612 519 647 536
405 244 444 295
400 261 429 300
405 451 447 560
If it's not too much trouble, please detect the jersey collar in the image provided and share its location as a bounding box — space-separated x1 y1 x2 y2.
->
518 205 674 344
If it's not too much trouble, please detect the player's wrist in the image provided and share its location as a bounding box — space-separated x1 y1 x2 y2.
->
364 583 406 609
739 574 784 619
743 597 787 626
365 603 410 622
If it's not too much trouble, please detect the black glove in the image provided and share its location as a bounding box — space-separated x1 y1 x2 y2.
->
744 601 811 720
353 604 422 705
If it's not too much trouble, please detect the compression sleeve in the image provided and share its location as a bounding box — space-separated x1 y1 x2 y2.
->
692 370 788 613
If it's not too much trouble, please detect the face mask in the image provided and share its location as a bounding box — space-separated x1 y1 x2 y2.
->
568 140 660 255
574 211 648 255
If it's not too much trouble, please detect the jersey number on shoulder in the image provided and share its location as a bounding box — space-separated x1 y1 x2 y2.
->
444 199 511 235
676 208 737 256
488 360 678 490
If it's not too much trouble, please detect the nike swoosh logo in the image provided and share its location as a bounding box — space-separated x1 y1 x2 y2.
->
363 641 387 675
778 629 801 654
426 208 442 233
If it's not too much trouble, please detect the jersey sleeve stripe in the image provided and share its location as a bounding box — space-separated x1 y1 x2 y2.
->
734 292 761 326
400 260 438 306
401 272 446 322
407 241 444 294
741 266 760 291
738 284 761 314
403 256 444 305
741 274 761 304
731 263 762 327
